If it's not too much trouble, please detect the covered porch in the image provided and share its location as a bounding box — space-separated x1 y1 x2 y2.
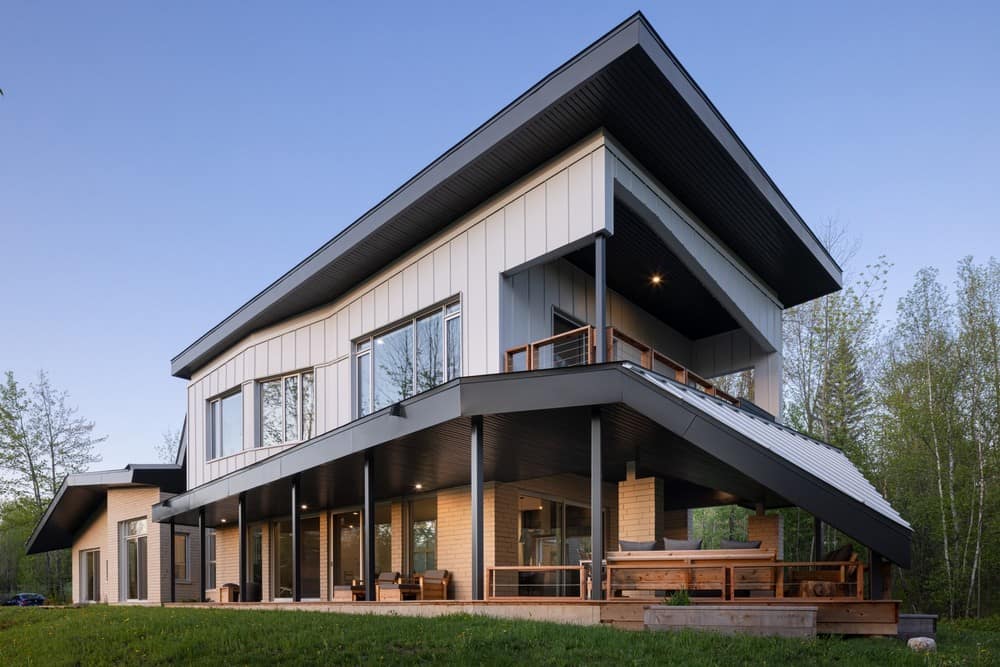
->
152 362 910 633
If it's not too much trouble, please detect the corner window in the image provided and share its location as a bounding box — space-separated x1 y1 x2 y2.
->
356 301 461 418
173 533 189 582
207 390 243 459
259 371 315 447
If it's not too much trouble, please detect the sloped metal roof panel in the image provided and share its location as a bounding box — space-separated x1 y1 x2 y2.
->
626 363 910 530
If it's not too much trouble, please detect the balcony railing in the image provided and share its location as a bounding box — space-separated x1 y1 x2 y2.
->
504 325 740 407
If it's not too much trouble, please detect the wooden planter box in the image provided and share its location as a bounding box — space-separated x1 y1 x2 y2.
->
644 605 818 638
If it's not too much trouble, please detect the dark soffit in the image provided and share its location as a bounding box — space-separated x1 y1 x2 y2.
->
170 12 841 379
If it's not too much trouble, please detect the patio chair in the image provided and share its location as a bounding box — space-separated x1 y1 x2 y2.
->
417 570 451 600
788 544 861 596
374 571 400 599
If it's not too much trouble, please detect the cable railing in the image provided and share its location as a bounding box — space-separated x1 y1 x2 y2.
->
485 565 587 601
504 325 740 407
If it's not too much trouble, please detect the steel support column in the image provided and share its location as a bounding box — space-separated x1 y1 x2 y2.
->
291 477 301 602
595 233 608 363
869 550 890 600
169 520 176 603
590 406 604 599
812 517 824 561
238 492 247 601
470 415 484 600
363 449 376 602
198 508 207 603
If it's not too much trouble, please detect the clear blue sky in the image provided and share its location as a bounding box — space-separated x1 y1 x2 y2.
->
2 2 998 469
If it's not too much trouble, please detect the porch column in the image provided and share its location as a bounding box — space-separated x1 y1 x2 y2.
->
812 517 824 561
198 508 207 603
169 520 176 603
291 477 301 602
594 233 608 363
238 492 247 601
363 449 376 601
869 550 891 600
590 406 604 600
470 415 484 600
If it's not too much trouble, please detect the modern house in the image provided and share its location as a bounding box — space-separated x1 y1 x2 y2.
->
28 13 910 631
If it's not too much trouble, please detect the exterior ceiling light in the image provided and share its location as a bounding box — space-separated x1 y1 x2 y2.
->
301 504 308 510
220 518 227 523
650 274 663 286
414 483 423 490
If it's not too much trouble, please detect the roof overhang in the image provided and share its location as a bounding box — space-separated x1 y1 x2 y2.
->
26 464 186 555
171 12 842 380
153 364 909 567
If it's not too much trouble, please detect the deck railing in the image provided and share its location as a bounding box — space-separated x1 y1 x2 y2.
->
485 565 588 601
504 325 740 407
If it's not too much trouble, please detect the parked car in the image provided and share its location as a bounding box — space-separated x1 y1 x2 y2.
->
4 593 45 606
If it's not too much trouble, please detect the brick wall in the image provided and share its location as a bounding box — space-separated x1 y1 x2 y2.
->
617 476 663 544
70 504 108 603
748 514 783 559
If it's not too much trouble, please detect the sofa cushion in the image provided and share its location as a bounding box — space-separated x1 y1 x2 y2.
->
663 537 703 550
719 539 762 549
619 540 658 551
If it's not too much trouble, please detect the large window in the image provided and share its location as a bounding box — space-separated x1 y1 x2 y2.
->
375 504 392 576
356 301 461 417
518 496 592 566
409 497 437 574
260 371 315 447
207 390 243 459
120 518 148 601
173 533 189 582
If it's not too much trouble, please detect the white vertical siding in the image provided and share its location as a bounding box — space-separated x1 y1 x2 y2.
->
185 137 610 488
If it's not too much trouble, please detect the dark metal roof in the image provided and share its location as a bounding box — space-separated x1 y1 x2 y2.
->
170 12 841 379
152 364 909 566
26 464 185 555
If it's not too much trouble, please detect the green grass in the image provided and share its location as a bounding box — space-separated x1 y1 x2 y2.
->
0 606 995 666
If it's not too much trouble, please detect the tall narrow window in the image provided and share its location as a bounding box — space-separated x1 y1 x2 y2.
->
409 497 437 574
205 529 217 591
356 300 461 417
207 390 243 459
173 533 189 582
258 370 314 447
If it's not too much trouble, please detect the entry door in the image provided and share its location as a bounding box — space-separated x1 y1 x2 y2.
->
80 549 100 602
331 512 362 587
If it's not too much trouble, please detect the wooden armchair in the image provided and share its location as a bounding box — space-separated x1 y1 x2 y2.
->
374 571 400 599
417 570 451 600
787 545 862 597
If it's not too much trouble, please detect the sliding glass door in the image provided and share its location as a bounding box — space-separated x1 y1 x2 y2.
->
121 518 147 601
80 549 100 602
273 517 320 599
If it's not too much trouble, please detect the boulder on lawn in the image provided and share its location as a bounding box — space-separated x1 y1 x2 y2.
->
907 637 936 652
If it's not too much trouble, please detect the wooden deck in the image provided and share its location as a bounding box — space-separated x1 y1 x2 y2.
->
164 598 899 636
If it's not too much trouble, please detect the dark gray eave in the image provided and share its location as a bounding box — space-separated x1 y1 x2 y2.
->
152 364 910 567
25 464 186 555
170 12 842 380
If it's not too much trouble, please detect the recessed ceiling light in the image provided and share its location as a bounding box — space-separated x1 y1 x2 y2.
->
650 274 663 286
220 518 227 523
414 483 423 490
301 504 308 510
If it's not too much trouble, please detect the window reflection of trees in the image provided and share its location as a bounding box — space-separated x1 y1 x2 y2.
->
374 323 413 410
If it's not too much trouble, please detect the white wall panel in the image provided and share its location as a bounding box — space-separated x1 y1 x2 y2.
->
186 137 610 488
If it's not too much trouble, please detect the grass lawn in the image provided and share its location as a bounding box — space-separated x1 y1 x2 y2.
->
0 606 996 666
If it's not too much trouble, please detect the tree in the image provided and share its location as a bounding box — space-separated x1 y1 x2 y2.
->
0 370 105 600
155 426 182 464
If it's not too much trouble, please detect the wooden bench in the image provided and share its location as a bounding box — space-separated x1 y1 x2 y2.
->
606 549 778 599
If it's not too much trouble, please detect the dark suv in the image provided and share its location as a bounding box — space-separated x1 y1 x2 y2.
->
4 593 45 606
